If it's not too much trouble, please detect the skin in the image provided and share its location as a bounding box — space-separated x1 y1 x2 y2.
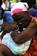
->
11 20 37 44
0 44 15 56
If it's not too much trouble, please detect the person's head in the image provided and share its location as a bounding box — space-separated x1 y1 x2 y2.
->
13 11 32 31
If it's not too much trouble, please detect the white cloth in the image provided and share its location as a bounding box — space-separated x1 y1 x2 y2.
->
2 33 31 55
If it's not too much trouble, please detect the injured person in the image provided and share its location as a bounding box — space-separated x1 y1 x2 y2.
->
0 11 37 56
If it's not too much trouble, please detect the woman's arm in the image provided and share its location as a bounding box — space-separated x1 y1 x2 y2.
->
12 20 37 44
2 22 17 32
0 44 14 56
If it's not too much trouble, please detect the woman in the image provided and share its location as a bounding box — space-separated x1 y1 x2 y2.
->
1 11 37 56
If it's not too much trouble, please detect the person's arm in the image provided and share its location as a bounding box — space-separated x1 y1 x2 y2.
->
2 22 17 32
0 44 14 56
12 20 37 44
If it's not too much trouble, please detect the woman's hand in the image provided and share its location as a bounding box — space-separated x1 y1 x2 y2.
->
2 22 17 32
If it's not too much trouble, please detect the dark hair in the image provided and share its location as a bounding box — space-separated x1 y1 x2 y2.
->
13 11 32 31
